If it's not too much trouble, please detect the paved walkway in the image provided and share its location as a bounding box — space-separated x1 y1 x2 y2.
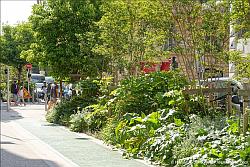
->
1 103 151 167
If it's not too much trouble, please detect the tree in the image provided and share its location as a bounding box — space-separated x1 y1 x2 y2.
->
230 0 250 39
29 0 105 80
95 0 169 79
0 23 34 82
96 0 250 82
229 52 250 79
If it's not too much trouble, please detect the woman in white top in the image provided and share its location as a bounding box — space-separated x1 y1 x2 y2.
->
18 86 26 106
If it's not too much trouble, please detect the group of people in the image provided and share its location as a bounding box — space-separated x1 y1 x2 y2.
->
11 80 75 106
11 81 29 106
42 82 59 102
41 82 74 102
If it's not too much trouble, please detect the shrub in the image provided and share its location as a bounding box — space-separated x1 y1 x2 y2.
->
69 104 108 132
100 117 120 145
109 71 188 116
69 111 88 132
75 78 100 97
102 108 250 166
69 77 113 132
45 95 97 126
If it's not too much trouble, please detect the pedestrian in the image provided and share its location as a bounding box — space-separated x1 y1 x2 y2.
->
17 86 26 106
11 80 19 106
41 81 47 100
47 83 52 101
68 88 72 99
50 84 57 102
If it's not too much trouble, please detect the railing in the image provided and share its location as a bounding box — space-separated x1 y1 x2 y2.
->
183 82 250 135
239 83 250 135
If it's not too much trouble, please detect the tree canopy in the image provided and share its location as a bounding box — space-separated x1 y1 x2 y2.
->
0 24 31 68
95 0 250 80
95 0 169 73
1 0 249 81
0 23 35 81
29 0 105 79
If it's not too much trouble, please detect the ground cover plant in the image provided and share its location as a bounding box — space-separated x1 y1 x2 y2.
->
98 71 250 166
45 71 250 166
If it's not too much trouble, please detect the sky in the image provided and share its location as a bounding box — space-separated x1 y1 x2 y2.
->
1 0 37 25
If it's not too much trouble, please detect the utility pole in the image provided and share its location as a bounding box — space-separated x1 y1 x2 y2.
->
27 69 30 103
6 67 10 112
0 64 2 111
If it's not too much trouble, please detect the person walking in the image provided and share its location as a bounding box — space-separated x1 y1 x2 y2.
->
17 86 26 106
50 84 57 102
41 81 47 101
11 81 19 106
47 83 52 101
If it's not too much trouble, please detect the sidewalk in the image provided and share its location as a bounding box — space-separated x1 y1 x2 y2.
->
1 103 151 167
1 103 78 167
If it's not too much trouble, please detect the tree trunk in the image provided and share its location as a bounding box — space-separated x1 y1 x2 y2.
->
17 67 22 84
60 80 63 98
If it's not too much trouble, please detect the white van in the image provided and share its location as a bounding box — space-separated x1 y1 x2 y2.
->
31 74 45 83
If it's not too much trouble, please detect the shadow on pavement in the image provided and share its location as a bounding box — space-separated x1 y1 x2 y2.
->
75 137 89 141
1 134 23 141
0 149 61 167
0 141 15 145
0 107 24 123
42 123 60 127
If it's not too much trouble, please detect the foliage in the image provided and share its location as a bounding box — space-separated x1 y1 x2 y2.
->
96 0 250 81
76 78 100 97
103 109 250 166
99 71 190 165
70 77 113 132
68 110 88 132
70 104 108 132
0 23 34 81
229 51 250 79
230 0 250 39
0 23 33 68
49 77 112 130
95 0 168 73
104 108 185 165
177 117 250 167
100 117 120 145
109 71 188 116
29 0 106 79
46 95 96 126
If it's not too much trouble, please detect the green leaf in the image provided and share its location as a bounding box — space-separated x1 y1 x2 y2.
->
174 118 184 127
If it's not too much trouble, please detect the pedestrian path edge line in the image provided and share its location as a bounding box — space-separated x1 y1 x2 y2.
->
11 121 80 167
